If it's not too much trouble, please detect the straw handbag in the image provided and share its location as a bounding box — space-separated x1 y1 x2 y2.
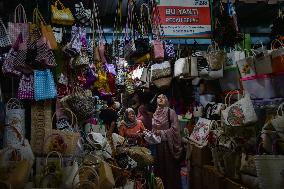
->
221 92 257 127
51 0 74 25
33 8 57 49
255 143 284 189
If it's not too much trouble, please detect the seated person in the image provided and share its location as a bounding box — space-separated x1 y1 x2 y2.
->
119 108 145 145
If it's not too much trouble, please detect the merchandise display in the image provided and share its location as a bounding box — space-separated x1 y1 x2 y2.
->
0 0 284 189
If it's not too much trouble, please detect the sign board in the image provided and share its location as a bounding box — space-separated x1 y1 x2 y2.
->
157 0 211 38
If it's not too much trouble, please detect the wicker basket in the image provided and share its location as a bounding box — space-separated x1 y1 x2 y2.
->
254 155 284 189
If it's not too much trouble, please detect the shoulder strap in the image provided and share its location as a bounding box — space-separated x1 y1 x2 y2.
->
168 108 171 128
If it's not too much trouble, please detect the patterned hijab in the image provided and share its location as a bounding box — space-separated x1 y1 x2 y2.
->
122 108 137 128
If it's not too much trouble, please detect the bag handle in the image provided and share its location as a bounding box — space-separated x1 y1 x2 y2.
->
14 4 27 23
271 39 284 50
72 165 99 188
54 0 66 10
52 108 78 131
257 140 277 155
0 18 9 37
216 133 237 151
33 7 47 26
276 102 284 116
45 150 63 167
6 98 24 110
224 90 241 107
252 40 264 50
207 41 220 53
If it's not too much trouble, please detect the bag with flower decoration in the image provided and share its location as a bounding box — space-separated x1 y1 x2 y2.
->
17 74 34 100
236 50 257 78
189 118 217 148
221 92 257 127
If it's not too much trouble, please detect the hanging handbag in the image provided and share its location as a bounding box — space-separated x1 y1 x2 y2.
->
271 102 284 133
53 27 63 44
150 61 171 81
237 50 257 78
30 101 53 155
34 69 57 101
4 98 25 140
254 51 272 75
71 50 90 68
204 102 226 120
164 40 176 59
151 2 165 61
62 31 80 58
3 125 34 165
226 48 245 66
74 2 92 26
271 39 284 74
17 74 34 100
2 48 21 77
152 40 164 61
64 87 97 120
151 61 172 88
36 151 63 188
33 8 58 49
221 92 257 127
189 118 218 148
35 36 57 68
192 102 203 118
51 0 75 25
0 148 31 189
190 52 202 77
174 58 190 78
0 18 11 48
205 42 226 71
7 4 29 44
192 51 209 76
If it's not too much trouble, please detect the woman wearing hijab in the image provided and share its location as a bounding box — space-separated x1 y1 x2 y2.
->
152 94 182 189
119 108 145 145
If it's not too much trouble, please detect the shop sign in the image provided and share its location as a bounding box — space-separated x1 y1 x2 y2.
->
157 0 211 38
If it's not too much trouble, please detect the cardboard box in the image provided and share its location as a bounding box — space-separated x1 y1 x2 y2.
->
189 144 213 167
202 165 225 189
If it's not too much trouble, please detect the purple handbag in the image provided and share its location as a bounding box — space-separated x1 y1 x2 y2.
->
17 74 34 99
7 4 29 44
2 33 23 77
84 67 97 89
164 40 176 59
